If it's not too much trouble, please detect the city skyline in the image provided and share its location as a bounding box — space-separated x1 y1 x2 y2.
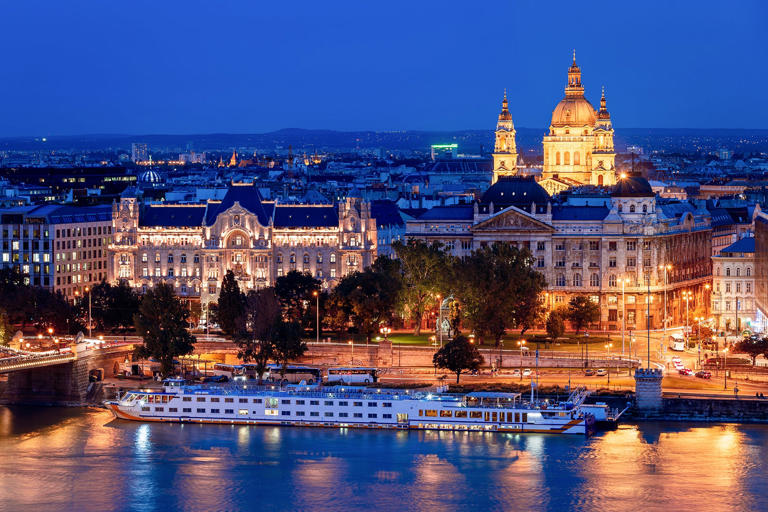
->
0 1 766 137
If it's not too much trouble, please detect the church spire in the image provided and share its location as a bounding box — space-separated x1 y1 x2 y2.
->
598 85 610 119
498 89 512 121
566 50 583 95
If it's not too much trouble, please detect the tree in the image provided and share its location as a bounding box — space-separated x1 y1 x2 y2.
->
566 296 600 334
330 258 401 342
546 309 566 340
452 242 546 346
271 320 307 380
0 309 12 346
89 280 140 332
134 282 196 377
433 335 484 384
218 270 245 335
393 239 448 335
275 270 320 329
733 337 768 366
234 288 281 382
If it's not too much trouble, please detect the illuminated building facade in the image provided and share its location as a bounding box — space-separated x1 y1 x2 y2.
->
108 182 376 308
711 237 756 333
491 91 518 184
539 53 616 195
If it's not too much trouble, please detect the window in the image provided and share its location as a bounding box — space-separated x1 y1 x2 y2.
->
537 241 546 251
726 267 731 277
353 401 363 407
310 412 319 417
642 204 648 213
197 408 205 413
310 400 319 405
573 274 582 287
589 241 599 251
746 283 752 293
556 152 561 165
383 402 392 408
296 411 305 417
324 412 333 417
225 409 234 414
211 409 220 414
339 412 348 418
608 275 617 287
736 268 741 277
747 267 752 277
368 413 378 419
608 310 618 322
626 241 637 251
238 409 248 416
627 258 636 267
353 413 363 418
339 401 348 406
726 283 731 293
609 258 617 268
590 273 599 287
281 411 291 416
629 204 636 213
183 408 192 413
324 400 334 406
330 253 336 263
564 151 570 165
281 399 291 405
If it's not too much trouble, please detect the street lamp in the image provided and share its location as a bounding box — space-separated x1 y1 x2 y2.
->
723 346 729 390
436 294 443 348
604 342 613 385
348 340 354 364
621 277 630 358
76 287 93 338
659 264 672 341
312 290 319 344
517 339 526 381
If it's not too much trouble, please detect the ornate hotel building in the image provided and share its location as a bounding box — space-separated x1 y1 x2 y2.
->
107 182 376 308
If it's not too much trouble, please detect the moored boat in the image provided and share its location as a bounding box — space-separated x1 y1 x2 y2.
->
106 379 596 435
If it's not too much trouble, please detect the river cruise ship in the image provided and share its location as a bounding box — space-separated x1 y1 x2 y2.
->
106 380 595 435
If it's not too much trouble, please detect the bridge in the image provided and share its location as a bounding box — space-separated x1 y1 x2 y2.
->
0 340 135 405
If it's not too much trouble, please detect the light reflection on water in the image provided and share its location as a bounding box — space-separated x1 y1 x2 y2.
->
0 407 766 511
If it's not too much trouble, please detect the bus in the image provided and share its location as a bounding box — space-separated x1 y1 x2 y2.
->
212 363 245 379
264 364 322 385
325 367 378 384
669 334 685 351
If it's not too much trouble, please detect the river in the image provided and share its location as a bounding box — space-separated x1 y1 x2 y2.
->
0 406 766 511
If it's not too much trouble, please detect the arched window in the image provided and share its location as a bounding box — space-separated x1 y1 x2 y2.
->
716 267 720 276
726 267 731 277
574 152 580 165
618 204 623 212
556 152 561 165
598 175 603 186
330 253 336 263
736 267 740 277
642 204 648 213
564 152 570 165
303 253 310 264
556 274 566 287
590 273 600 287
629 204 636 213
608 275 617 287
290 253 296 263
573 273 582 287
747 267 751 276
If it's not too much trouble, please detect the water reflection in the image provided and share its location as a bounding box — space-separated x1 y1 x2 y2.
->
0 408 766 512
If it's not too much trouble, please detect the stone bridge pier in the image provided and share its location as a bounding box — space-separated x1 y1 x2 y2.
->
2 346 134 405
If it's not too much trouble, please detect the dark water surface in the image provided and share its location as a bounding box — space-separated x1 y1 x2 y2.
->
0 406 767 511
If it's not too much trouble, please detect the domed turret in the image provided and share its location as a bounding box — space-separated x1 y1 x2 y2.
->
550 52 597 127
481 176 550 213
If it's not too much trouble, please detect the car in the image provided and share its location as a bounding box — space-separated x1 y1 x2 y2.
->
595 369 607 376
671 356 682 363
678 368 693 376
511 369 521 376
695 370 712 379
584 369 596 376
523 368 532 377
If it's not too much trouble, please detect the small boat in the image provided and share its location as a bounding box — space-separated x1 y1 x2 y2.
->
106 379 596 435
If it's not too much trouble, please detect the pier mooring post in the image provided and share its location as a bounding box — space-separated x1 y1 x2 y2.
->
634 368 663 410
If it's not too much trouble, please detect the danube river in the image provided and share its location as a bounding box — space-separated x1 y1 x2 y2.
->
0 407 767 511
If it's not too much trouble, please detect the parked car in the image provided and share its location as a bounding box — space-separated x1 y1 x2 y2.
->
511 369 521 376
595 369 607 377
584 369 596 376
695 370 712 379
678 368 693 376
522 368 532 377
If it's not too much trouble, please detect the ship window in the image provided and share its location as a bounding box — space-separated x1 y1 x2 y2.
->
354 413 363 418
169 408 177 412
325 400 334 406
492 412 498 421
354 401 363 407
295 400 305 405
211 409 220 414
383 414 392 419
339 401 348 406
339 412 348 418
281 399 291 405
310 412 319 417
225 398 234 403
424 410 437 417
522 413 528 422
197 408 205 413
210 397 219 402
182 397 191 402
239 398 248 403
455 411 468 418
383 402 392 407
281 411 290 416
154 407 164 412
507 412 515 422
367 402 377 407
253 398 262 403
470 411 482 419
324 412 333 417
141 407 150 412
225 409 234 414
183 408 192 413
265 409 278 416
196 397 205 402
484 412 490 421
310 400 319 405
440 410 452 417
296 411 305 417
368 413 377 418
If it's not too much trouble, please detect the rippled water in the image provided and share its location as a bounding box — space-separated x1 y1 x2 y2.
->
0 406 767 511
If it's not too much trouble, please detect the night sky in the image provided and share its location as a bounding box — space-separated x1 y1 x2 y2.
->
0 0 766 136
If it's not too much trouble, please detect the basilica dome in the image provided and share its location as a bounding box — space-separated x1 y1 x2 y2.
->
550 97 597 127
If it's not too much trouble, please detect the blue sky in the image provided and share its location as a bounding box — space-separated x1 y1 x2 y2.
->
0 0 765 136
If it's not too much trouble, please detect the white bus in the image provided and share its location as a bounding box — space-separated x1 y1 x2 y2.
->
669 334 685 351
326 367 378 384
264 364 322 385
212 363 244 379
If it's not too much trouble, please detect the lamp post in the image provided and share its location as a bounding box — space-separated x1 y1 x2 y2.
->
621 277 630 358
723 346 729 390
517 339 526 381
659 264 671 343
436 294 443 348
605 342 613 385
348 340 354 365
312 290 319 344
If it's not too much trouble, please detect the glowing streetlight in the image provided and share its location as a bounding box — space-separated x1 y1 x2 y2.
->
517 339 527 381
312 290 319 344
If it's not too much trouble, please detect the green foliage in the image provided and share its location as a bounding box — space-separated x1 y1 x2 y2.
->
452 242 546 345
393 239 448 336
271 320 307 378
0 309 12 346
330 257 402 342
275 270 321 329
566 295 600 333
432 334 484 384
546 308 566 340
218 270 245 335
234 287 281 381
134 282 196 377
89 280 140 332
733 337 768 365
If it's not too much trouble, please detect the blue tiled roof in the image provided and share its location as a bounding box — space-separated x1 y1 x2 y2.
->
140 205 206 227
370 200 404 228
205 183 273 226
273 206 338 228
417 205 474 221
0 205 112 224
551 206 609 221
719 237 754 254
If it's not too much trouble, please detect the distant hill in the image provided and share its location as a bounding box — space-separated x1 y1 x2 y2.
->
1 127 767 155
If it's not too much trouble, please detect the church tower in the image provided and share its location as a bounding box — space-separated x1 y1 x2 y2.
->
491 90 519 184
591 86 616 185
